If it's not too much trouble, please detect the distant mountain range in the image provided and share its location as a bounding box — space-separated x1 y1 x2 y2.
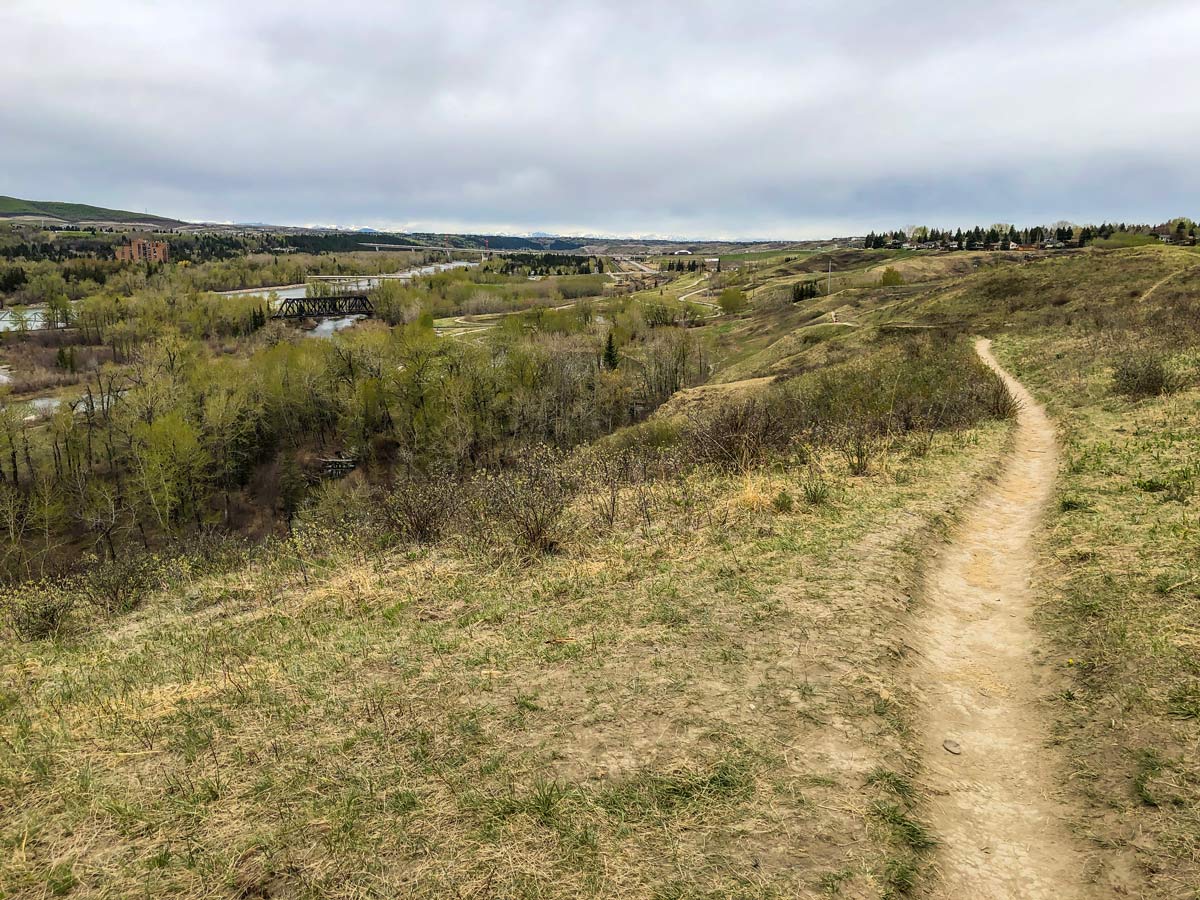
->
0 195 798 252
0 195 183 227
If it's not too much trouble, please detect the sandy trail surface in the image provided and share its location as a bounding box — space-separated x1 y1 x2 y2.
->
916 338 1096 898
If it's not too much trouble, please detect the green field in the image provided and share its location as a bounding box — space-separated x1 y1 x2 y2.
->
0 195 182 226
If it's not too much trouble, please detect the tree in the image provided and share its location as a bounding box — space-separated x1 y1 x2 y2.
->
879 267 904 287
718 288 748 315
278 452 306 527
602 331 619 370
791 281 818 302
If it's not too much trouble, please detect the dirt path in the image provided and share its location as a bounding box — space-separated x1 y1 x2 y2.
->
1140 261 1200 303
916 339 1095 898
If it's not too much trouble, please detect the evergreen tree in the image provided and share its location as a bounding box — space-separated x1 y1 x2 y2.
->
278 453 307 528
602 331 619 370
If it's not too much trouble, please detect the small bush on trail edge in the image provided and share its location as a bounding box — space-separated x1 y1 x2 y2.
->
1112 352 1181 399
1 578 75 640
771 489 794 513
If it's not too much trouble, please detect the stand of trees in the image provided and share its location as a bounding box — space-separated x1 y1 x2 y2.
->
863 218 1198 250
0 271 706 576
791 280 820 302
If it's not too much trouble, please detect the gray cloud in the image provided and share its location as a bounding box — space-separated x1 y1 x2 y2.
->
2 0 1197 237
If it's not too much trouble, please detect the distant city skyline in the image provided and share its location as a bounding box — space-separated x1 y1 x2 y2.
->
2 0 1197 240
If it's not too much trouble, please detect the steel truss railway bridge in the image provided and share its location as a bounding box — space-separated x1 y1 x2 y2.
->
271 294 374 319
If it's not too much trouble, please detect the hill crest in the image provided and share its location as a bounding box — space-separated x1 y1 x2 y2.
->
0 195 183 227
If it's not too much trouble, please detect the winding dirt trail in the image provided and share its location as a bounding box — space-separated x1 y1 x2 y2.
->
1139 261 1200 303
916 339 1095 898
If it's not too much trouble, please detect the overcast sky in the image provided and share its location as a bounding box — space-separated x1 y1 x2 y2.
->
2 1 1197 239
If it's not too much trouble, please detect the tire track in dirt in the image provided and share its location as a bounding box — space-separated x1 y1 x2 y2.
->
915 338 1096 898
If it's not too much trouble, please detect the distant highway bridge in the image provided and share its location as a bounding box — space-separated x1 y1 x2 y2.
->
358 243 487 257
355 242 658 261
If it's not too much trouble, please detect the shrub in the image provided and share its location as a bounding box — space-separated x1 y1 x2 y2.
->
1112 352 1180 399
683 398 792 472
771 489 794 513
983 374 1020 419
838 423 876 476
679 337 1009 479
81 552 166 614
380 468 462 543
474 445 577 555
295 479 376 536
801 473 831 506
1 578 75 640
717 288 748 315
165 531 255 581
575 446 634 528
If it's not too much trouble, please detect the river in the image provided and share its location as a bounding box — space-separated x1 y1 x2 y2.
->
0 260 479 333
216 260 477 302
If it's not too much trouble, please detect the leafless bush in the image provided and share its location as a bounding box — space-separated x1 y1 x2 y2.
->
380 468 463 543
683 397 792 472
575 447 633 529
473 445 578 555
1112 352 1181 399
80 551 165 614
837 423 877 476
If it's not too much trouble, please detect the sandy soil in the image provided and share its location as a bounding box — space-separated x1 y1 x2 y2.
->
915 338 1097 898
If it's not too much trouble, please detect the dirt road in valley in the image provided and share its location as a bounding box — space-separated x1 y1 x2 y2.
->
915 339 1096 898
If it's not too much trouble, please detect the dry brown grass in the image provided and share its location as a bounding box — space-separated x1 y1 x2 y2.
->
0 429 1006 898
993 318 1200 896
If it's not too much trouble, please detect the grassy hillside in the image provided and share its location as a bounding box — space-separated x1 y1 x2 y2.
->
0 311 1016 897
662 243 1200 893
0 423 1008 898
983 260 1200 896
0 195 182 226
3 241 1199 896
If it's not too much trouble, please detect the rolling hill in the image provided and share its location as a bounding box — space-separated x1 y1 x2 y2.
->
0 195 184 227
